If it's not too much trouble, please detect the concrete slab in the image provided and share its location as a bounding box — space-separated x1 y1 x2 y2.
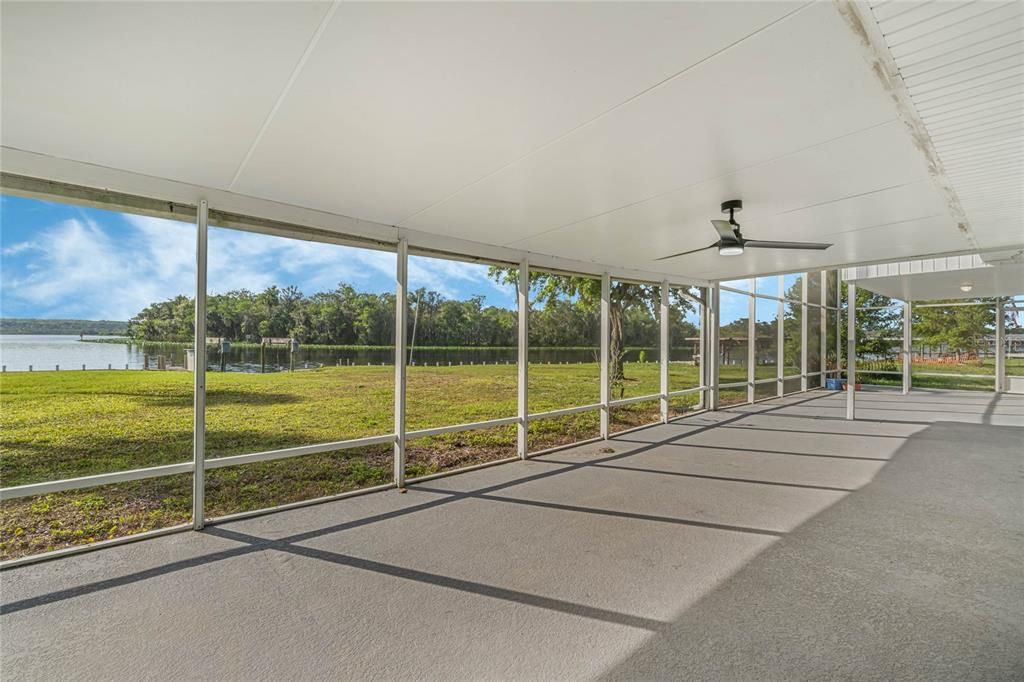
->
2 389 1022 680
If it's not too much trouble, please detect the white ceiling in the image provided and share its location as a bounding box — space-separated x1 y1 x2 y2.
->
2 1 1021 281
847 253 1024 301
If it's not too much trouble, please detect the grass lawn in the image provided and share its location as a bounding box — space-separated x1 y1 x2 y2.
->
8 356 1006 559
857 358 1023 391
0 362 702 558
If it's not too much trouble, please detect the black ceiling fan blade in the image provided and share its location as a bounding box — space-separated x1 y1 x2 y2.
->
744 239 833 250
653 242 719 260
711 219 737 240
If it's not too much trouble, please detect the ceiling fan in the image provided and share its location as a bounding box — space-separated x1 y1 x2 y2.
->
655 200 833 260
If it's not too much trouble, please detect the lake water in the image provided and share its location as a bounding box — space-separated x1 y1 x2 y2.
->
0 335 697 373
0 335 155 372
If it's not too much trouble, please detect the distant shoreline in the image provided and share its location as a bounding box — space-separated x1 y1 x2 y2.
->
1 318 128 335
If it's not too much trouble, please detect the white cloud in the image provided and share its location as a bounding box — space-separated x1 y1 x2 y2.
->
2 210 514 320
2 241 36 256
408 255 515 306
1 216 197 320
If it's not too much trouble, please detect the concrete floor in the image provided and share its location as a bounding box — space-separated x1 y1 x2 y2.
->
2 388 1022 680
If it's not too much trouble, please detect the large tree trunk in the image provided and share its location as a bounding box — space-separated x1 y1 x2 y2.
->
609 302 626 395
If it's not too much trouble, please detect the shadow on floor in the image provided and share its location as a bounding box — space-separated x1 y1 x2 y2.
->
600 419 1024 680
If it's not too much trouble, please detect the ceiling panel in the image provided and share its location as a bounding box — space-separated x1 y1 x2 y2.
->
233 1 801 225
403 3 902 249
0 1 331 189
2 1 1015 283
509 120 960 279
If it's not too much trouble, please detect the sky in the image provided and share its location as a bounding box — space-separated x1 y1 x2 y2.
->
0 195 516 321
1 193 778 324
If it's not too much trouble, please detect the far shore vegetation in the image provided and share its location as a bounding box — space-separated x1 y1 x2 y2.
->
0 318 128 335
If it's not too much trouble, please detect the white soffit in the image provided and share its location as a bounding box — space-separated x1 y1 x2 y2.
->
867 0 1024 248
846 253 1024 300
1 1 1013 281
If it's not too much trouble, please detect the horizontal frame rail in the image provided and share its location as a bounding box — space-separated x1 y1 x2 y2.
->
406 416 520 440
0 462 194 501
667 386 707 397
608 393 662 407
205 434 397 470
528 403 602 420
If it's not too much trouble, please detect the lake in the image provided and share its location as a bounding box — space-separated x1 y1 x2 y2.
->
0 335 153 372
0 335 698 373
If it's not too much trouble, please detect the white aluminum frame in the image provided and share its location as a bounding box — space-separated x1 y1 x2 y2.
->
902 301 912 394
0 173 847 565
660 282 670 423
996 297 1005 393
708 285 720 410
394 238 409 487
193 199 208 529
600 273 611 438
517 260 529 457
847 283 857 420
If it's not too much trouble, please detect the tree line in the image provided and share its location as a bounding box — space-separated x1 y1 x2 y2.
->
125 281 699 349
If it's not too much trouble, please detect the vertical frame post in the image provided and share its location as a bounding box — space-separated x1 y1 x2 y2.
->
697 288 707 410
800 273 808 392
820 270 828 388
708 284 720 410
835 273 842 383
394 238 408 487
995 298 1005 393
846 282 857 420
902 300 912 395
517 260 529 457
600 273 611 438
777 276 784 397
192 199 208 530
747 291 755 403
660 281 670 423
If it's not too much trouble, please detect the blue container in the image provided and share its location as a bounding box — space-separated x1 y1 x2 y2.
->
825 378 845 391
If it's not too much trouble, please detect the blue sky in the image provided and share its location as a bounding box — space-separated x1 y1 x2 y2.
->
1 193 756 324
1 195 516 320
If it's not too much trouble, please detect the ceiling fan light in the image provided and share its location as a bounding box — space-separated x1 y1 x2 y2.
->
719 244 744 256
960 283 973 293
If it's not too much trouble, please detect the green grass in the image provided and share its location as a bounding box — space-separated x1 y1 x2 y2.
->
856 357 1024 391
0 362 702 558
8 355 1009 559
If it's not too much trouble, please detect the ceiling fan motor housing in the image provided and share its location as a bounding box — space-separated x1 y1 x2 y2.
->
720 199 743 214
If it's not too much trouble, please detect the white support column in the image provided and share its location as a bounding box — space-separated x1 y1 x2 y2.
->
820 270 828 388
777 276 784 397
517 260 529 457
747 292 756 403
394 238 408 487
600 273 611 438
697 289 707 410
192 199 208 530
660 282 670 423
846 282 857 421
835 275 842 381
800 273 808 392
902 301 912 395
995 298 1005 393
708 284 720 410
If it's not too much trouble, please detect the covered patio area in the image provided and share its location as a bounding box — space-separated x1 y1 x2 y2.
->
3 388 1021 680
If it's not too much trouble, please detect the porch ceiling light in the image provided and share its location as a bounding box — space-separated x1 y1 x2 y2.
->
718 244 744 256
960 283 973 293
